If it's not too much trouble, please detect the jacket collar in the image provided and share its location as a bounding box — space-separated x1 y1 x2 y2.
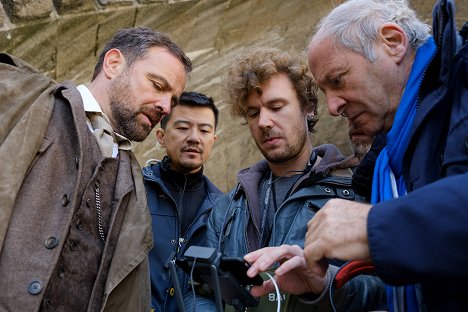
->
233 143 352 251
234 143 352 199
142 160 222 197
159 155 205 191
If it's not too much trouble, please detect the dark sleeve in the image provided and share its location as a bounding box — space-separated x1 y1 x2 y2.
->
368 172 468 284
205 194 231 250
297 265 387 311
368 49 468 284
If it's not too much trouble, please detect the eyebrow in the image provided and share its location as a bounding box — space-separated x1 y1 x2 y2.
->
323 65 350 86
264 97 288 107
173 119 214 129
314 69 331 87
246 97 288 109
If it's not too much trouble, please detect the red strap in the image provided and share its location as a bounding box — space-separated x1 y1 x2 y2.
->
334 260 376 289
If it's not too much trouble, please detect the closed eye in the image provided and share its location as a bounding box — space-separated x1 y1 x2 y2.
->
330 75 342 87
152 81 162 91
328 69 349 89
270 105 284 111
246 109 259 118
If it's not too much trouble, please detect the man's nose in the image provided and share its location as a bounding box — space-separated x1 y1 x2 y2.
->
326 92 347 117
258 109 274 129
186 129 201 143
158 94 172 116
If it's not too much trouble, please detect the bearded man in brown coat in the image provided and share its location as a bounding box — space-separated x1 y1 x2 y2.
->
0 27 191 311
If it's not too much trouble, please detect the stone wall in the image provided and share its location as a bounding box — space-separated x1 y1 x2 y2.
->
1 0 466 191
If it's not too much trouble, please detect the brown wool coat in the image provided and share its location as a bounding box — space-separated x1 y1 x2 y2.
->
0 53 153 311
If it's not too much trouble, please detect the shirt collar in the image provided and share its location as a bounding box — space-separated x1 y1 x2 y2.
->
77 84 133 151
77 84 102 113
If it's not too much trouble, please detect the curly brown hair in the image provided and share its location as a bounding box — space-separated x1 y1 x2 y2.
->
222 47 318 131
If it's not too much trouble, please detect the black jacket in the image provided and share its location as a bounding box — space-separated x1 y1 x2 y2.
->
143 161 222 312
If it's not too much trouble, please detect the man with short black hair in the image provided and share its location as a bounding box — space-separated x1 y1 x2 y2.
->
143 91 222 312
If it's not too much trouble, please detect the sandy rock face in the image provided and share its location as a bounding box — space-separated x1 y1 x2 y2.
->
2 0 463 191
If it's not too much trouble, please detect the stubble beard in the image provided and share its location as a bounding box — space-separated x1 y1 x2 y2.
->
257 121 308 164
177 146 205 173
351 141 371 160
108 75 153 142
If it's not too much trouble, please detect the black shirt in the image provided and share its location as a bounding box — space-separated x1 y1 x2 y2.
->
160 156 206 235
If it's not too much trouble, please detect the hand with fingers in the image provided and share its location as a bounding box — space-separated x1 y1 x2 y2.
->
304 198 373 275
243 244 328 297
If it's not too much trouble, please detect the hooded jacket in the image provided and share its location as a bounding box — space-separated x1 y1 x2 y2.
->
206 144 386 311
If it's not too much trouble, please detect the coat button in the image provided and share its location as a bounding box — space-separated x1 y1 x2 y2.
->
70 241 78 251
75 220 82 230
324 187 331 193
43 297 52 309
342 189 350 196
75 156 79 169
170 239 176 244
28 280 43 295
62 194 70 206
58 267 65 279
86 199 91 208
45 236 59 249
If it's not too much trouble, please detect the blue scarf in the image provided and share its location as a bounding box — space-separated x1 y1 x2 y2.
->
371 37 436 312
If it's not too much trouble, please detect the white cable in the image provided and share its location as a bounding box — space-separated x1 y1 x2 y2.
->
190 258 197 312
265 272 281 312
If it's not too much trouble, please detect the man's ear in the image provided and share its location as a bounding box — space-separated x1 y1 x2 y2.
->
379 23 408 64
102 48 126 79
156 128 165 148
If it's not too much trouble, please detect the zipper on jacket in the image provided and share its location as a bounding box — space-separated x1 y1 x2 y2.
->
177 237 186 254
176 176 188 257
416 43 438 109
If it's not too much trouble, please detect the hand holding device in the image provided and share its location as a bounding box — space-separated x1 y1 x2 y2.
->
177 246 263 311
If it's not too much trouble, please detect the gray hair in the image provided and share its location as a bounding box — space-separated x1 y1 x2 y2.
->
311 0 431 61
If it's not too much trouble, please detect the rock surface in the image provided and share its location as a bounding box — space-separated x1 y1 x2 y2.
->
1 0 466 191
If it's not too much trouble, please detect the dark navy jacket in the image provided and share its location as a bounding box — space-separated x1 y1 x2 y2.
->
368 0 468 310
143 162 222 312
